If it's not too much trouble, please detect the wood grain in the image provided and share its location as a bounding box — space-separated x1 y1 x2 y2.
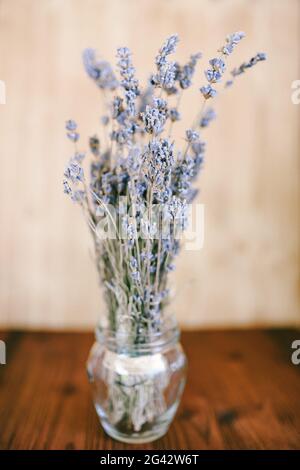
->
0 329 300 450
0 0 299 329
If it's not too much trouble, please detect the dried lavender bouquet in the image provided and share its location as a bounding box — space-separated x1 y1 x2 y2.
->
63 33 266 437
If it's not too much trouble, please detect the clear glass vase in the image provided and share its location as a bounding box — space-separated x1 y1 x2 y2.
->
86 318 187 443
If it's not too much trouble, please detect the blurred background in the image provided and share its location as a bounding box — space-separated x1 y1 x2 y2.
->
0 0 299 329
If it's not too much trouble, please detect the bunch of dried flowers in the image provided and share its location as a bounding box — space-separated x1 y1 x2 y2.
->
63 33 266 343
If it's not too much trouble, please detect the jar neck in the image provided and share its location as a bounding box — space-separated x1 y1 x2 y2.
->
95 316 180 355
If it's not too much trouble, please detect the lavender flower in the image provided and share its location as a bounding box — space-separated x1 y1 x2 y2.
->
167 195 187 220
111 128 131 145
200 107 216 128
231 52 267 77
74 152 85 163
152 62 177 90
164 263 174 273
83 48 118 90
151 34 179 91
67 132 79 142
200 32 245 100
122 215 136 247
172 131 205 201
186 129 200 142
64 158 84 184
225 79 234 88
209 58 226 73
200 84 217 99
142 138 174 188
224 52 266 89
63 179 72 195
65 120 79 142
204 58 226 84
205 69 222 83
89 135 100 156
156 34 179 65
116 47 139 116
130 257 141 283
65 120 77 131
141 251 155 262
169 108 181 122
176 52 202 89
71 190 85 203
141 98 168 134
220 31 245 55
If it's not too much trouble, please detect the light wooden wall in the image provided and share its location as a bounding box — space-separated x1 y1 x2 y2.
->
0 0 299 329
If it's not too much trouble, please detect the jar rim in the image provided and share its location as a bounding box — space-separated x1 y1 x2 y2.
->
95 315 180 353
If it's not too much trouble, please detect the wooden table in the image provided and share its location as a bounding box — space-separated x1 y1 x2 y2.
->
0 330 300 450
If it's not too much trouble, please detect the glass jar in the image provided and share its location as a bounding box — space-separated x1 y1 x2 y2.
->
86 318 187 443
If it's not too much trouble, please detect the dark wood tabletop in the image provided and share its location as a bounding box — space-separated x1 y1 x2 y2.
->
0 329 299 450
